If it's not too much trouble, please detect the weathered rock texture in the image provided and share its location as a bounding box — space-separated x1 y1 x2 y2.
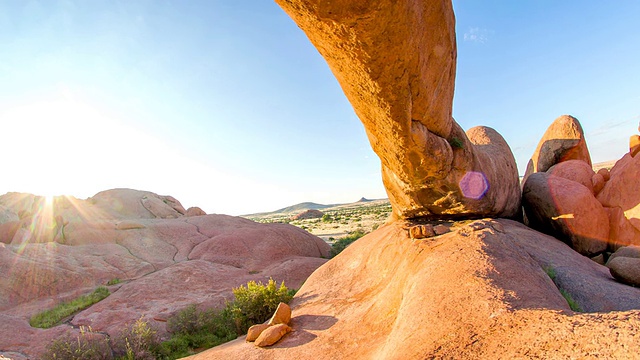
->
522 116 640 259
522 172 609 256
524 115 592 181
189 220 640 359
0 189 330 359
275 0 520 220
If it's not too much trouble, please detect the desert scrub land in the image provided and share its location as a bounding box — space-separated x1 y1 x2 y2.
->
246 199 392 242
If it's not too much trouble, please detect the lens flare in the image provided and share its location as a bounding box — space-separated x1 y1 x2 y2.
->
459 171 489 200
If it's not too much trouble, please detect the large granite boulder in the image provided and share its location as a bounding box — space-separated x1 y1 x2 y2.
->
522 172 608 256
275 0 520 220
597 153 640 236
524 115 592 181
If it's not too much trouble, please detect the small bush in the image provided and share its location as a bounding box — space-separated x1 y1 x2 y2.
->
30 287 110 328
229 278 294 333
159 279 294 358
448 137 464 149
330 230 367 258
41 326 113 360
107 278 122 286
321 214 332 222
112 317 161 360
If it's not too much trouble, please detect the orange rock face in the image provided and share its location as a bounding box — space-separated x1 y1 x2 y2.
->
188 221 640 359
524 115 592 180
254 323 291 347
275 0 520 220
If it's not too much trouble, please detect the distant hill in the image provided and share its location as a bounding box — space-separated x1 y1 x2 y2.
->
273 202 334 214
244 198 388 217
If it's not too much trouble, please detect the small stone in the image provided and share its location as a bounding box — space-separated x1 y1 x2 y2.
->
433 224 450 235
596 168 610 181
608 257 640 287
607 246 640 265
246 323 271 342
254 323 291 347
268 302 291 326
491 221 505 233
409 224 435 239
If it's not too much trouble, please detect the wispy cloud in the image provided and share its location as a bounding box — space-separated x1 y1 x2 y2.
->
463 27 492 44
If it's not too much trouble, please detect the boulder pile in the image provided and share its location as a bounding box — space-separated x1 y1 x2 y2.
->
522 116 640 286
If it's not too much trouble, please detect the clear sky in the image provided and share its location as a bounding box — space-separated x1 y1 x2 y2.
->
1 1 638 215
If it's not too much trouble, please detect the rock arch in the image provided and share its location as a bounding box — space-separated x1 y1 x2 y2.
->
275 0 521 220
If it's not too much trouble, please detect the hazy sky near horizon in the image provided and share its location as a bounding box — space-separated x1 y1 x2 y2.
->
1 1 638 215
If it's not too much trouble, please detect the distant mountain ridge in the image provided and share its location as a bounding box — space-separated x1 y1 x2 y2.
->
274 202 335 214
245 198 388 217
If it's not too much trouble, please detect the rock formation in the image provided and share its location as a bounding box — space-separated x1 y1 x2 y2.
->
291 209 324 220
523 115 592 181
522 116 640 288
245 302 293 347
188 221 640 359
0 190 330 359
275 0 521 220
522 172 609 256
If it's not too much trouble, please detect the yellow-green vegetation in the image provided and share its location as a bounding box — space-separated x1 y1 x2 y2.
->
160 278 295 358
107 278 122 286
247 199 391 241
329 230 367 258
30 286 110 329
543 265 583 312
41 326 112 360
42 320 162 360
41 279 296 359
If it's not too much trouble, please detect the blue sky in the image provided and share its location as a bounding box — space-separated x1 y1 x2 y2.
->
1 1 638 215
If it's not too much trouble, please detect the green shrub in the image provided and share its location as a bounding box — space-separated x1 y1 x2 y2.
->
330 230 367 258
560 289 582 312
228 278 294 333
41 326 113 360
159 279 294 358
30 287 110 328
448 137 465 149
107 278 122 286
321 214 332 222
112 317 161 360
543 265 582 312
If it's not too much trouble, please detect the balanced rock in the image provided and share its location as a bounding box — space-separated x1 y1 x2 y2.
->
275 0 520 220
522 172 608 256
524 115 592 181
